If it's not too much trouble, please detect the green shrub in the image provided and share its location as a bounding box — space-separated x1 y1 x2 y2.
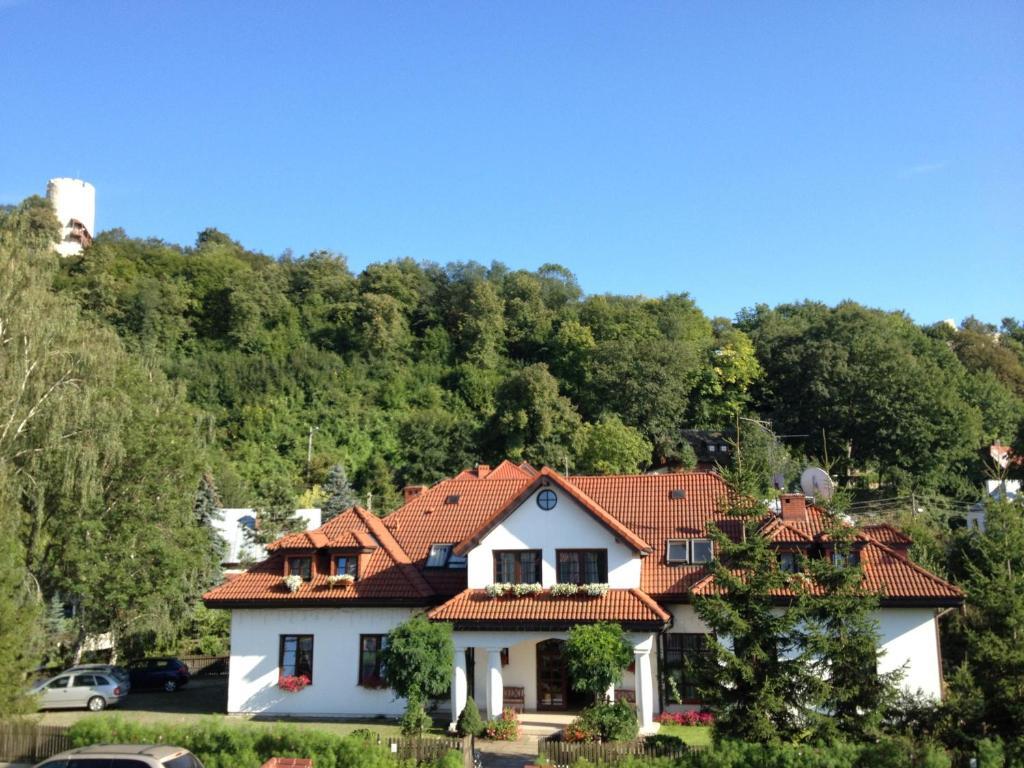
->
65 716 429 768
576 699 638 742
401 694 434 736
456 696 484 737
976 738 1006 768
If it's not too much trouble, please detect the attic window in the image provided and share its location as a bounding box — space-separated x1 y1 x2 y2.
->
832 550 859 569
666 539 713 565
447 551 467 569
445 495 460 505
669 489 686 500
426 544 454 568
666 540 689 563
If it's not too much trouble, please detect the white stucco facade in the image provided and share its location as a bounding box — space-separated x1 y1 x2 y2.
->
876 607 944 700
466 486 642 588
228 607 416 716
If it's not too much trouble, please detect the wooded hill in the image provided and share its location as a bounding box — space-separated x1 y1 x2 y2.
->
32 198 1024 512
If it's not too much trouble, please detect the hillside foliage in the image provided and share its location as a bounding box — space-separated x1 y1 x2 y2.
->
1 194 1023 721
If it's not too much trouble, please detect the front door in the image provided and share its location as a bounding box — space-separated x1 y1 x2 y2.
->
536 639 568 710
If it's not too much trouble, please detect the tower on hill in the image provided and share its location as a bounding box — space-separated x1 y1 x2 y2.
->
46 177 95 256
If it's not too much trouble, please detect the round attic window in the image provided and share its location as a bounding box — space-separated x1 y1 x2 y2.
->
537 489 557 510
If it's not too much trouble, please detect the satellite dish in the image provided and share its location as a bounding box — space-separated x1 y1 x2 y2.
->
800 467 835 500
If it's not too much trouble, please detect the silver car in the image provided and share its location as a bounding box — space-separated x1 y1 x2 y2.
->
64 664 132 693
31 671 127 711
33 744 204 768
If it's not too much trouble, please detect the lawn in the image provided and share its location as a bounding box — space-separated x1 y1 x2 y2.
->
32 678 433 738
658 723 713 748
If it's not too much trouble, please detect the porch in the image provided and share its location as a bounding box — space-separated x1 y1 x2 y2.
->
448 631 657 734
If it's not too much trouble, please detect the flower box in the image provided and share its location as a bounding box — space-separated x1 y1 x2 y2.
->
278 674 311 692
327 574 355 588
283 574 303 593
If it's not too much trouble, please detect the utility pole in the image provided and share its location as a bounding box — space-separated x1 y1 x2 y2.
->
307 426 319 469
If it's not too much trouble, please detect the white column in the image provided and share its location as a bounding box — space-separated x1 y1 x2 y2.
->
606 681 617 703
485 648 503 720
449 646 468 732
633 639 655 733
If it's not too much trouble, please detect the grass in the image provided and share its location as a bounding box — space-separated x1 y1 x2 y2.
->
657 723 713 748
32 678 444 738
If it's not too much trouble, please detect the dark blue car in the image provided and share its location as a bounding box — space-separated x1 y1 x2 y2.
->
128 658 190 692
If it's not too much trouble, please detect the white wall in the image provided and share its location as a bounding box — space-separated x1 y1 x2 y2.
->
662 604 946 706
228 607 415 716
46 178 95 256
877 608 944 699
466 487 642 588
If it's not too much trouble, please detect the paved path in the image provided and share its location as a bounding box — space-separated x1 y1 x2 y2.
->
475 735 539 768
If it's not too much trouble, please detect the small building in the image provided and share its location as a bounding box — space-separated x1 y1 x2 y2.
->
46 178 95 257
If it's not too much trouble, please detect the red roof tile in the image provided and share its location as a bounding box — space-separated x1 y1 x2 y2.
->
203 507 432 606
206 465 961 610
688 541 963 604
453 468 653 556
428 588 670 627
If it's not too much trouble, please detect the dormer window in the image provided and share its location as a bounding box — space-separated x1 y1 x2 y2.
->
666 539 713 564
447 551 467 569
334 555 359 579
426 543 454 568
832 550 859 569
287 556 313 581
778 552 800 573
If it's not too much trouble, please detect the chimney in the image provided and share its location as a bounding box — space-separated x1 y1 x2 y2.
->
779 493 808 522
476 464 491 478
403 485 426 503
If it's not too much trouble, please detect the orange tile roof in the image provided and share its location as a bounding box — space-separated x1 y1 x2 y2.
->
428 588 670 628
453 467 652 556
205 465 961 610
203 506 432 606
688 541 963 604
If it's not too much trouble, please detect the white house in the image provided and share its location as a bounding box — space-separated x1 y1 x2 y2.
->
215 507 322 572
204 462 963 732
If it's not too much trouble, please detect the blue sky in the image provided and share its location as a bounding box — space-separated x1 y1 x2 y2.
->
2 1 1021 325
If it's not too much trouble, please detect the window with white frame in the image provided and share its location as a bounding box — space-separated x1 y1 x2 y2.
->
666 539 713 564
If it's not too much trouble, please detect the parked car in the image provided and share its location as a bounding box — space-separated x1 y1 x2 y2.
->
64 664 132 692
30 671 127 711
127 657 190 692
33 744 204 768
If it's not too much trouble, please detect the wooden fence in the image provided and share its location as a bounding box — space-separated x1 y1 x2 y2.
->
538 735 693 766
0 722 72 764
378 734 473 767
178 655 230 676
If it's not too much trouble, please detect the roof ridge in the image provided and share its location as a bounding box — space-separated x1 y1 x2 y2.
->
861 539 964 596
628 588 671 622
453 468 652 556
354 506 435 598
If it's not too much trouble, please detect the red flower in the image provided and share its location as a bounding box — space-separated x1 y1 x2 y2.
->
278 674 311 692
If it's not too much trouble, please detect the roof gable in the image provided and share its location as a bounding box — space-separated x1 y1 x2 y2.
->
452 468 652 556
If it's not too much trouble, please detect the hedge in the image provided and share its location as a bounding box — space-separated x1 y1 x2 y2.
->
66 718 458 768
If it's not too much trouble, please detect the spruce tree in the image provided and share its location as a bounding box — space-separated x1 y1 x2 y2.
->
691 464 817 742
322 463 357 522
945 498 1024 742
801 493 900 740
193 472 227 589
